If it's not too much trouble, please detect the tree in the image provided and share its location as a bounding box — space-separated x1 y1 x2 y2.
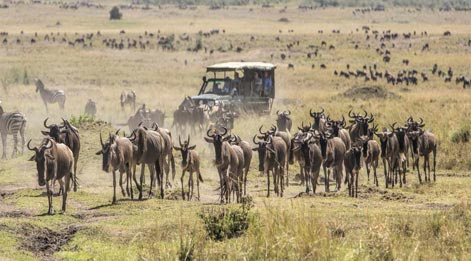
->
109 6 122 20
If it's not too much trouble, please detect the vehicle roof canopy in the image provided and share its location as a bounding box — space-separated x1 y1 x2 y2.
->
206 62 276 72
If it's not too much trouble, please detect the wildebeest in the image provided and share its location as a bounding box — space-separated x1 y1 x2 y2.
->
392 122 410 185
204 127 240 203
84 99 97 117
0 105 26 159
407 129 437 183
151 123 176 188
42 118 80 192
375 128 400 188
96 131 136 203
229 135 252 196
310 108 327 131
120 90 136 111
362 126 380 186
316 131 346 192
276 110 292 132
128 126 165 199
173 136 203 200
28 138 73 215
34 78 66 112
253 135 287 197
326 116 351 150
261 125 291 185
344 144 362 197
348 110 374 142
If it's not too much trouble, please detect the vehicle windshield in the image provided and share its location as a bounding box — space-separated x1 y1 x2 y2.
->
202 69 274 98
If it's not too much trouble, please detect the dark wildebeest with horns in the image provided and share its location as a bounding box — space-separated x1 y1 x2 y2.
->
128 126 165 199
407 128 437 184
276 110 292 132
344 143 363 197
348 109 374 142
362 125 380 186
229 134 252 196
375 128 400 188
34 78 66 112
28 138 73 215
173 135 203 201
42 118 80 192
310 108 327 132
253 134 287 197
315 131 345 192
325 116 351 150
204 127 241 203
96 130 137 204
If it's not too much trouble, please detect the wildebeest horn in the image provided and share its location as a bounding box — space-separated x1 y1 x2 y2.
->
309 109 315 117
368 113 374 123
60 118 66 128
348 109 355 118
407 116 413 122
341 115 346 126
391 122 397 130
115 129 121 135
419 117 424 124
266 135 273 144
253 135 260 145
138 122 143 127
221 127 228 136
128 131 136 141
258 125 266 135
320 107 324 114
276 110 280 115
363 109 368 117
43 118 52 129
27 139 37 151
99 132 104 148
286 110 291 115
206 128 215 138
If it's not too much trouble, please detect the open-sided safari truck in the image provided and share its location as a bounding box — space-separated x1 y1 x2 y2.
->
190 62 276 113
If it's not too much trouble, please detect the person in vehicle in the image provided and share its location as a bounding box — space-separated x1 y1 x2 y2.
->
212 82 221 94
253 72 263 96
223 77 232 94
262 71 273 96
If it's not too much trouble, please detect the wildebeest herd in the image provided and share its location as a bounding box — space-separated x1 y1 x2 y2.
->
10 98 437 214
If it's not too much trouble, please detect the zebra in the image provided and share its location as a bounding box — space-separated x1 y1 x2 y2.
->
34 78 66 112
120 90 136 111
0 105 27 159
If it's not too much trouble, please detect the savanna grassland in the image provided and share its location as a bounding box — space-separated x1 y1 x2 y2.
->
0 1 471 260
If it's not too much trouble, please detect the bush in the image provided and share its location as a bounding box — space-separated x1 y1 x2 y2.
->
109 6 122 20
451 125 470 143
69 114 95 127
199 196 254 241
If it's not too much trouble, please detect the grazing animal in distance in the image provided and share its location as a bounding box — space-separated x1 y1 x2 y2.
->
85 99 97 117
120 90 136 111
28 138 73 215
173 136 203 201
0 105 26 159
34 78 66 112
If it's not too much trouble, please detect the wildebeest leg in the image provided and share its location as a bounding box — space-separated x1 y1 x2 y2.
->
311 167 319 194
299 165 305 186
285 162 289 187
73 156 78 192
127 165 134 200
170 152 176 182
156 159 164 199
365 161 370 183
133 164 143 200
373 160 379 187
46 181 54 215
225 169 231 203
63 174 70 212
355 171 359 198
164 156 171 188
383 158 388 188
119 170 126 197
1 132 7 159
279 167 284 197
147 164 154 198
433 147 437 182
423 155 428 182
189 170 194 201
243 168 248 196
196 169 201 201
273 170 278 196
324 165 329 192
112 170 118 204
266 170 270 198
305 167 311 193
181 170 186 200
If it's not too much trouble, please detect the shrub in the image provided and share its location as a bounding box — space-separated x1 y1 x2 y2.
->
199 196 254 241
451 125 470 143
69 114 95 127
109 6 122 20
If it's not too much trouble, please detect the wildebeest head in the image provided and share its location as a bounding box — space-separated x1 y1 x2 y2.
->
407 129 423 154
276 110 291 132
173 135 196 167
309 107 325 130
349 110 374 136
41 118 65 142
375 129 394 158
350 143 363 171
314 130 331 159
204 127 229 165
325 116 346 136
392 122 407 151
406 116 425 132
252 135 275 172
292 127 315 166
28 138 54 186
95 131 119 172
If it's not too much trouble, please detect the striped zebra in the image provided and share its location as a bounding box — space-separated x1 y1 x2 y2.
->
0 106 26 159
120 90 136 112
34 78 66 112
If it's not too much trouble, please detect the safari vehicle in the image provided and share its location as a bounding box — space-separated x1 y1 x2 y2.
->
189 62 276 113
